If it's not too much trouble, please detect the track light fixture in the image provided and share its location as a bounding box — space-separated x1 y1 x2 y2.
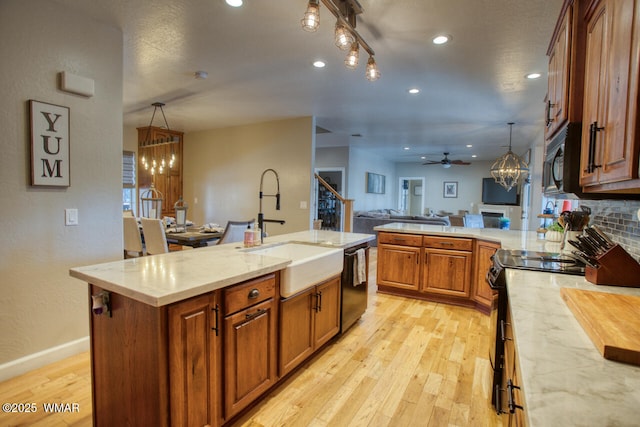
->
301 0 380 81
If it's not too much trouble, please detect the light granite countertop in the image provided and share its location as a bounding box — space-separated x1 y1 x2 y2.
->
69 230 374 307
375 222 640 425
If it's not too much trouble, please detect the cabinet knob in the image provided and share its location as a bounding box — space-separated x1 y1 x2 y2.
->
248 288 260 299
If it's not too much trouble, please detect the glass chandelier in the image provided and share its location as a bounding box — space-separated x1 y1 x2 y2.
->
490 122 529 191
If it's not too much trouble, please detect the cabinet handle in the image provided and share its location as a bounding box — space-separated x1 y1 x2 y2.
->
211 304 219 336
242 308 267 325
500 319 512 342
546 99 554 127
440 242 454 246
248 288 260 299
585 121 603 173
315 291 323 312
507 379 523 414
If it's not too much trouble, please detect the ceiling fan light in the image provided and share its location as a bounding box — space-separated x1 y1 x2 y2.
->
344 42 359 69
366 56 380 81
335 22 354 50
442 163 452 169
301 0 320 32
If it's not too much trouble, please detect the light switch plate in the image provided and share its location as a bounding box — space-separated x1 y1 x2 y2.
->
299 201 308 209
65 208 78 226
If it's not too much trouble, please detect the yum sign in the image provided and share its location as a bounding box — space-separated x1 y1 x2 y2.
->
29 100 70 187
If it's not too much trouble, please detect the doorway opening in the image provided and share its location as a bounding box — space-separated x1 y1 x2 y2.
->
398 177 425 216
315 168 345 231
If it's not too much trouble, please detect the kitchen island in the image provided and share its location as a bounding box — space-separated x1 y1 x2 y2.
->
70 230 374 427
374 223 640 426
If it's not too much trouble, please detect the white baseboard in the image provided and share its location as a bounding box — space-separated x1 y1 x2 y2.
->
0 336 90 382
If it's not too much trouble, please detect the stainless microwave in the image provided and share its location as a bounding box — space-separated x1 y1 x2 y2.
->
543 122 582 197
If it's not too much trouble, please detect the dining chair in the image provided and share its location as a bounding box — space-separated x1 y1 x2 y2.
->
464 214 485 228
141 218 169 255
217 219 255 245
123 216 144 258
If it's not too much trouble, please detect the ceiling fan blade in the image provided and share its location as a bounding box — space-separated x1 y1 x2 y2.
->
422 161 441 165
450 160 471 165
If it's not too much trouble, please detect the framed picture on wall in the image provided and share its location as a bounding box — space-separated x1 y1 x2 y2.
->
29 100 70 187
366 172 385 194
443 181 458 198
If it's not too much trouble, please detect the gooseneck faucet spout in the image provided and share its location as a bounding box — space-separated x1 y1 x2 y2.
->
259 168 281 243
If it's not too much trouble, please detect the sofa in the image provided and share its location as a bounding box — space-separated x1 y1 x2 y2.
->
353 210 451 246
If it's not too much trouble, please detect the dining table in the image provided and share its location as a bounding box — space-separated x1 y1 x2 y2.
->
165 229 223 248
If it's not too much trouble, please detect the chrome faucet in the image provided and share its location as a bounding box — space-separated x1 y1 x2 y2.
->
258 168 282 243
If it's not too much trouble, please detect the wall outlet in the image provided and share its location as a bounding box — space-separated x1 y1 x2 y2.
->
300 201 308 209
65 208 78 226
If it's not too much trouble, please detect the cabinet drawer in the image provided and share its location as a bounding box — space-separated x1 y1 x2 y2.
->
378 232 422 247
224 274 276 316
423 236 472 251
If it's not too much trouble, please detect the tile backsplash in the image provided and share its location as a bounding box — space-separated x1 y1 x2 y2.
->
579 199 640 261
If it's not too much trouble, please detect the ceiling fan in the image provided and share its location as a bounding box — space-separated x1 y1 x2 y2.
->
423 152 471 168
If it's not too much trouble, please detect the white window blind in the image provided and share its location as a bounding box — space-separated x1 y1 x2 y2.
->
123 151 135 188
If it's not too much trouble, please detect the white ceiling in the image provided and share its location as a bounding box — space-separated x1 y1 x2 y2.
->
54 0 563 163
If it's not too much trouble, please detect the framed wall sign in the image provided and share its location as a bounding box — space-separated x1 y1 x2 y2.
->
366 172 385 194
29 100 70 187
443 181 458 198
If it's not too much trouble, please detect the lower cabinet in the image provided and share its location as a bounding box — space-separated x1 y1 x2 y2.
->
168 292 221 427
500 300 527 426
223 274 278 420
279 275 341 376
376 231 498 313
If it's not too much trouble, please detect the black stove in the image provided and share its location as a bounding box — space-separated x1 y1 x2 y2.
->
494 249 586 276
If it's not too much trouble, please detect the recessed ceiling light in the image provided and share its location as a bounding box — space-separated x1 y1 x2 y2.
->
466 144 473 148
225 0 243 7
432 35 450 45
408 88 420 94
420 156 426 160
526 72 541 79
313 60 326 68
403 147 410 150
472 154 477 158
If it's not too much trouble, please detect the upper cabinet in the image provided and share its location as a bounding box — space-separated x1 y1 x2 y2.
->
138 126 184 217
579 0 640 193
545 0 585 141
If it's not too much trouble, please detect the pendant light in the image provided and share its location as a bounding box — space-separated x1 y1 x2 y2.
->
490 122 529 191
365 56 380 81
139 102 179 177
334 22 354 50
344 42 359 69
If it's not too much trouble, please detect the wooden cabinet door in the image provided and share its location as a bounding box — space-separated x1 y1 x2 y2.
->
313 276 341 349
377 244 421 290
580 0 608 187
473 241 500 310
546 8 571 138
224 298 277 419
421 248 472 298
168 292 221 427
279 288 314 376
598 0 638 184
581 0 640 189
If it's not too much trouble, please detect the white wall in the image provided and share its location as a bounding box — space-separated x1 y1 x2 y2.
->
0 0 123 378
348 146 396 211
183 117 315 234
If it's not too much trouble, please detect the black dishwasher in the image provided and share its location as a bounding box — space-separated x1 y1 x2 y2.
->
340 243 369 333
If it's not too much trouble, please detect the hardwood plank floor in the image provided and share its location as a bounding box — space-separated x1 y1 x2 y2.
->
0 248 503 427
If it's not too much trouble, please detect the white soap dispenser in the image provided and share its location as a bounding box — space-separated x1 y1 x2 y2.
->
244 224 254 247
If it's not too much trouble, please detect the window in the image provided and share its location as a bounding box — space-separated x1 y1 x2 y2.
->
123 151 136 214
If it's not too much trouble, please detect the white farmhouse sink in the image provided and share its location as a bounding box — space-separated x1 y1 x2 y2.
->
248 243 343 297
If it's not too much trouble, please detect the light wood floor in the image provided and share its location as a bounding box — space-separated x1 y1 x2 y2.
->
0 248 503 427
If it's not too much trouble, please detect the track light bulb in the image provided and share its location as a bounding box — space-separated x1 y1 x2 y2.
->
335 22 354 51
301 0 320 32
345 42 359 69
365 56 381 81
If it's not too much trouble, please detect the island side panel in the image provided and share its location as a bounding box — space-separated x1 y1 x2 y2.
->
89 284 170 427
